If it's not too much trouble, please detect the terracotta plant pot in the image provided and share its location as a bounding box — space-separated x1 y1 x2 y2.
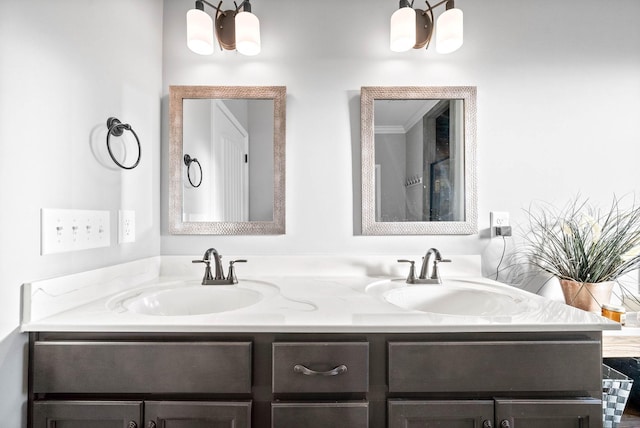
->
559 279 614 313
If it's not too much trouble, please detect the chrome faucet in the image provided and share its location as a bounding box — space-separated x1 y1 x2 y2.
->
420 248 451 283
192 248 246 285
398 248 451 284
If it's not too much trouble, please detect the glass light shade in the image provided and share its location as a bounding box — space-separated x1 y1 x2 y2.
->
436 7 463 54
235 11 261 56
390 7 416 52
186 8 214 55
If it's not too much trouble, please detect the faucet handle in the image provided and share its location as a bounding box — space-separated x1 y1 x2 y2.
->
430 257 451 282
227 259 247 284
192 258 208 264
397 259 416 284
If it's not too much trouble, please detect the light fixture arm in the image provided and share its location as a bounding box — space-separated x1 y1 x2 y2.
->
196 0 250 15
414 0 457 51
422 0 452 13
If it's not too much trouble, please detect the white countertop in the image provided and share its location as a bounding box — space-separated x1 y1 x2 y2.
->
20 256 619 334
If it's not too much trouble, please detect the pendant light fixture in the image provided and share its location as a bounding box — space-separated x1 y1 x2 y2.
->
389 0 463 54
186 0 261 56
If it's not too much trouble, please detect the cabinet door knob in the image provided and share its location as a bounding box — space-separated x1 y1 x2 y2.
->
500 421 511 428
293 364 348 376
483 420 492 428
127 422 137 428
148 422 157 428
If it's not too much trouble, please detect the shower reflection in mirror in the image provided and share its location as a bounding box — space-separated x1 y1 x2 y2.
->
374 98 464 223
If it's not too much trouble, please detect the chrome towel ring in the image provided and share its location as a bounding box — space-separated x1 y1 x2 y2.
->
106 117 141 170
184 154 203 187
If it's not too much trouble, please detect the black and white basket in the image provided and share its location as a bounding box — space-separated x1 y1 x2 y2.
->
603 364 634 428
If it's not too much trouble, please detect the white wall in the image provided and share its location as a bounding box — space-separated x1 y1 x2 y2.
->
0 1 163 426
183 99 213 220
161 0 640 258
1 0 639 424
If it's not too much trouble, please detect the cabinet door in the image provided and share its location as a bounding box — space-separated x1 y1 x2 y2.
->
272 402 368 428
33 400 142 428
495 399 602 428
388 400 494 428
145 401 251 428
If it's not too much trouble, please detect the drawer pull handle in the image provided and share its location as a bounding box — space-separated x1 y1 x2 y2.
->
483 421 492 428
128 422 137 428
293 364 348 376
500 421 510 428
148 422 156 428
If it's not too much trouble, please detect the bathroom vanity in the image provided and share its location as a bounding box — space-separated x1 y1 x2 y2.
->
22 256 616 428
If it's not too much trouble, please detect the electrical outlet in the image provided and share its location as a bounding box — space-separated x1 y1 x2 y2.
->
118 210 135 244
41 209 110 254
490 211 510 238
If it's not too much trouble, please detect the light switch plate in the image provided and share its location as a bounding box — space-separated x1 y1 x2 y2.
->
118 210 135 244
41 209 110 254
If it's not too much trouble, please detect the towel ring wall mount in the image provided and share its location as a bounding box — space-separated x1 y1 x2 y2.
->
106 117 141 170
184 154 203 188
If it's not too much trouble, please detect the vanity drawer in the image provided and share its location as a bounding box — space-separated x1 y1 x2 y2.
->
388 340 601 393
272 402 369 428
32 341 252 394
272 342 369 393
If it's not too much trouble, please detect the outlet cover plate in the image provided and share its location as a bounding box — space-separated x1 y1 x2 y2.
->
118 210 136 244
490 211 510 238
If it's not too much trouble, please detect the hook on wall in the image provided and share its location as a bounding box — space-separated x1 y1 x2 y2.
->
184 154 203 188
106 117 141 170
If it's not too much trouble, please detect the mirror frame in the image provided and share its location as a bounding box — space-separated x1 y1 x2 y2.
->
169 85 286 235
361 86 477 235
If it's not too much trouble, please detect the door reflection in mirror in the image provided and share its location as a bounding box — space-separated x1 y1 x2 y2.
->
374 99 464 223
183 98 274 222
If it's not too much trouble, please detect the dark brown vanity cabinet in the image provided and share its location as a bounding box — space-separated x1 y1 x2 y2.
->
387 339 603 428
33 400 251 428
29 332 604 428
29 339 253 428
271 342 369 428
388 399 602 427
33 401 143 428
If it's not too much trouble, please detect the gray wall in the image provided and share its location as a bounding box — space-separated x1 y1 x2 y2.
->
248 100 275 221
0 0 163 426
405 121 424 221
375 134 407 221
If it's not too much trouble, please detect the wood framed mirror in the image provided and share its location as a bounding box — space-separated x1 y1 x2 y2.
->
361 86 477 235
169 86 286 235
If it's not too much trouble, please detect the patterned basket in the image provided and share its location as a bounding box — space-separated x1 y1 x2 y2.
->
603 364 634 428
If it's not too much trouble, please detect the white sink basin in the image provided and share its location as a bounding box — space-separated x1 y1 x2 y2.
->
384 285 524 317
366 279 527 317
107 280 278 316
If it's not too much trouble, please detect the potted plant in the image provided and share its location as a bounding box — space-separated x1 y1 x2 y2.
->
523 196 640 313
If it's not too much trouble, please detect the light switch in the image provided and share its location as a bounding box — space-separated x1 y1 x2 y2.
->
41 209 110 254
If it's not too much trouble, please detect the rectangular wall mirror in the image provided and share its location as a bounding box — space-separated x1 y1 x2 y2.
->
361 86 477 235
169 86 286 235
